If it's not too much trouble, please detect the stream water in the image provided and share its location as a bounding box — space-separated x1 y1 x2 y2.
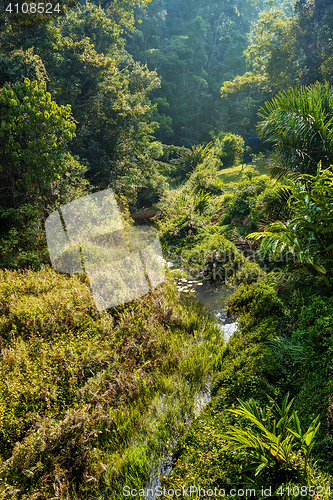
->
144 278 239 497
194 281 239 343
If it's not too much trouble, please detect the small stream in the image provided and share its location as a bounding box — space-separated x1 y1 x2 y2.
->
144 277 239 497
194 280 239 343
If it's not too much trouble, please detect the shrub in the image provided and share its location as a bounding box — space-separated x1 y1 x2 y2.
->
221 394 321 484
155 186 211 251
248 166 333 286
217 178 270 233
199 246 244 282
257 82 333 179
293 296 333 356
181 231 244 279
186 154 223 195
168 143 213 184
228 179 268 220
230 260 264 285
226 281 283 319
213 132 244 168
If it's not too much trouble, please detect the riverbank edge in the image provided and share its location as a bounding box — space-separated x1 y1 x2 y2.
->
0 266 225 498
162 278 333 497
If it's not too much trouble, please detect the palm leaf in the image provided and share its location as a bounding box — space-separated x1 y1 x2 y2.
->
257 83 333 180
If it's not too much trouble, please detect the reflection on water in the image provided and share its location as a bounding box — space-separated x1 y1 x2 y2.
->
193 280 239 343
173 274 239 342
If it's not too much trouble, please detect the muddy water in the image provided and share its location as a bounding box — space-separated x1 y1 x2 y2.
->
144 281 239 497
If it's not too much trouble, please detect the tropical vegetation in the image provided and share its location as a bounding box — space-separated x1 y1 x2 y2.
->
0 0 333 497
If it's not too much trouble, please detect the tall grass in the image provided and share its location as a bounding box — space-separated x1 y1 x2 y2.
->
0 265 223 499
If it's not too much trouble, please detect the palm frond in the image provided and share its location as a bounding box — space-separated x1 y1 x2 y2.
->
257 82 333 179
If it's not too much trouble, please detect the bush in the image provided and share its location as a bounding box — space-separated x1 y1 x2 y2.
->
247 167 333 286
155 187 209 248
186 155 223 195
213 132 244 168
0 204 50 270
227 281 283 319
221 394 321 485
230 260 264 285
293 297 333 356
180 231 244 279
228 179 268 221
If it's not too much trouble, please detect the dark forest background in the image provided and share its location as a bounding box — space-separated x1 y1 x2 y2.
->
0 0 332 266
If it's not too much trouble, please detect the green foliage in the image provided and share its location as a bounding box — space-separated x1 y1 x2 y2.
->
220 71 271 138
1 4 164 209
128 0 294 143
170 143 213 183
230 260 264 286
219 178 270 233
256 184 293 226
0 49 47 87
248 166 333 286
0 204 49 270
0 77 89 269
257 82 333 179
244 8 303 91
1 0 333 495
194 190 212 215
220 2 333 137
186 153 224 195
0 78 87 214
0 266 223 497
227 281 282 320
162 277 333 495
155 185 210 249
293 296 333 357
198 238 245 283
212 132 244 169
221 394 320 481
294 0 333 85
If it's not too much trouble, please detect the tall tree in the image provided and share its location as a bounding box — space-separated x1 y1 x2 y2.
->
0 78 87 215
220 0 333 137
0 3 163 206
126 0 295 144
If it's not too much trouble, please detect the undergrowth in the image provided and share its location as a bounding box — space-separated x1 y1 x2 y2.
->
0 266 223 499
163 278 333 498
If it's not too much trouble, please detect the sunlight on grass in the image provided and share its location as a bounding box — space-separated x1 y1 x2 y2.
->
219 161 273 193
0 265 223 498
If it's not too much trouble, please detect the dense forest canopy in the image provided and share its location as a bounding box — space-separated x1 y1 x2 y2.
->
0 0 332 269
0 0 332 207
126 0 296 144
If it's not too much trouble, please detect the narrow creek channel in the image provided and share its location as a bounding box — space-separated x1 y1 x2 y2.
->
144 279 239 497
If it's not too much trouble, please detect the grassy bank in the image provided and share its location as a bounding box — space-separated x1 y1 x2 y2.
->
218 162 271 193
155 160 283 286
152 158 333 498
162 278 333 498
0 266 223 499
